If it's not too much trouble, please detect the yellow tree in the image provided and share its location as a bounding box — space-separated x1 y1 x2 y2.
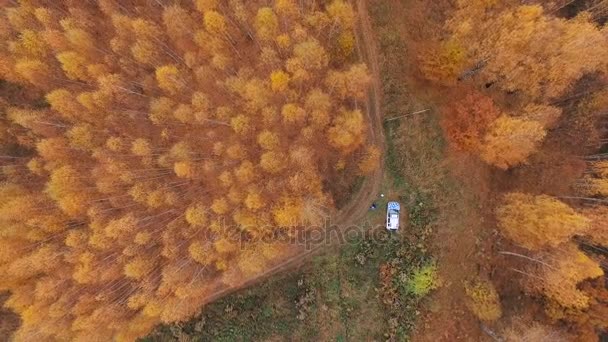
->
66 124 97 151
326 0 356 30
306 89 331 128
281 103 306 125
124 256 155 280
46 165 92 217
230 114 251 135
579 177 608 197
255 8 279 42
15 59 52 87
235 160 256 184
578 161 608 197
189 240 218 266
522 104 562 128
214 238 238 255
162 5 196 44
590 160 608 177
237 248 266 276
327 108 366 154
270 70 290 92
480 116 546 169
419 39 466 85
292 39 329 71
325 63 371 100
204 11 228 37
155 65 185 95
64 28 96 56
257 130 280 150
526 243 603 310
464 279 502 321
14 30 49 57
174 104 194 123
131 39 162 66
580 206 608 246
149 97 175 125
275 0 299 20
334 31 355 61
46 89 85 122
260 151 286 174
185 203 207 227
272 197 302 227
237 78 269 111
496 193 590 250
451 5 608 100
131 138 152 157
244 187 266 212
56 51 89 81
211 197 230 215
174 161 197 179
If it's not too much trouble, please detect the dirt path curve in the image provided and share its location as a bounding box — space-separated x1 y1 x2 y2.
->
198 0 386 308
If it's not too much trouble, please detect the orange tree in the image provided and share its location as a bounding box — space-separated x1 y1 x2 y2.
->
440 90 500 152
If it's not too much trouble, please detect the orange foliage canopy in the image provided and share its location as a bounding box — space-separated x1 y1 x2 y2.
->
498 196 603 313
449 4 608 100
479 115 546 170
440 91 500 152
579 161 608 197
419 39 466 85
526 243 603 310
496 193 590 250
0 1 376 341
580 206 608 247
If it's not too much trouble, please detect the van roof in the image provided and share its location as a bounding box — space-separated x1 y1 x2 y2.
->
388 214 399 229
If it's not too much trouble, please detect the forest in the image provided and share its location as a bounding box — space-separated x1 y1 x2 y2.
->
0 0 378 341
0 0 607 341
414 0 608 340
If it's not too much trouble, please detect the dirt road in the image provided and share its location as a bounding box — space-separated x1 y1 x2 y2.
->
198 0 386 307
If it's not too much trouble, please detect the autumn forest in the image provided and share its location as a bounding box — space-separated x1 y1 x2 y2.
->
0 0 607 341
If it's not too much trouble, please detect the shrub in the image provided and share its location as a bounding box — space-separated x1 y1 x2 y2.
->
405 262 441 297
464 279 502 321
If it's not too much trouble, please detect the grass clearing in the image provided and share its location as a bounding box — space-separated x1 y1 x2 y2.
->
144 224 435 341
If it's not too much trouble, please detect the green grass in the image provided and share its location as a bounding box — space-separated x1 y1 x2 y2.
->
144 212 436 341
142 273 303 342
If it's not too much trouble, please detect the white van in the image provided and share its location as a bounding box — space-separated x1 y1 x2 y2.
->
386 201 400 231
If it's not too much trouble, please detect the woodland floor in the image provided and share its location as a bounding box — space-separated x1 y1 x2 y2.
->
369 0 494 340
